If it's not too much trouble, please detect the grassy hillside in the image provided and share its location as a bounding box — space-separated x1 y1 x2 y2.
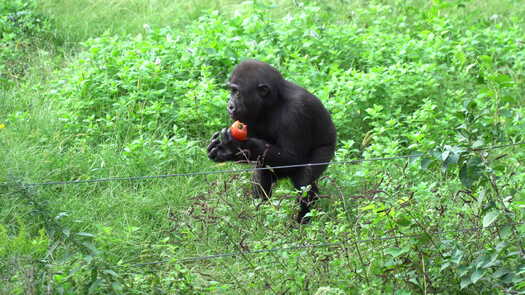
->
1 0 524 293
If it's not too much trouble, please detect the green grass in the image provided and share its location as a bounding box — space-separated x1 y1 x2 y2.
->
36 0 362 46
37 0 243 45
1 0 525 293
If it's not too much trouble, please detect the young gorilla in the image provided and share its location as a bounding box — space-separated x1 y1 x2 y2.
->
207 60 336 223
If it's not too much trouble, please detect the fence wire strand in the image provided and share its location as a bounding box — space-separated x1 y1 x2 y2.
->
132 222 523 266
2 141 524 268
2 141 523 187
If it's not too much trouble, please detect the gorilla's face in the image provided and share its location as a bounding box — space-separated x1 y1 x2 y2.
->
226 81 265 124
226 60 280 124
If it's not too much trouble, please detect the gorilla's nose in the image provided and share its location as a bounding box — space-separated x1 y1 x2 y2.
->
228 104 236 114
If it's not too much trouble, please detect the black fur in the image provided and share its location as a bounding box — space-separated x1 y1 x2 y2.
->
207 60 336 223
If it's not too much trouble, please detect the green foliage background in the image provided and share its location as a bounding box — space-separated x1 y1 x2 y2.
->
1 0 524 294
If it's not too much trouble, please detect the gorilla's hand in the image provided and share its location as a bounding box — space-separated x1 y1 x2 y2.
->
207 128 246 162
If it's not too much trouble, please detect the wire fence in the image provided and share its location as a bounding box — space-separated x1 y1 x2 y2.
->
3 140 524 280
132 222 524 266
1 141 523 187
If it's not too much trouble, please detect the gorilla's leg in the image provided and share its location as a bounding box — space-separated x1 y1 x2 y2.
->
252 170 277 200
291 171 320 224
291 145 334 223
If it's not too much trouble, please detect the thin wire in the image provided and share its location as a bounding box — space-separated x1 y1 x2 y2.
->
18 155 413 186
132 222 522 266
2 142 523 187
468 142 525 151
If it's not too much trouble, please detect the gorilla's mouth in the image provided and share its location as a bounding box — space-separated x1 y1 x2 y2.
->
228 110 239 121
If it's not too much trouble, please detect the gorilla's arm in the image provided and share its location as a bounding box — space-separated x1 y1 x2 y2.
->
207 128 304 165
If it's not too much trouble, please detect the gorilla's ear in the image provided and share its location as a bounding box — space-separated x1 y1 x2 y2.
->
257 83 270 97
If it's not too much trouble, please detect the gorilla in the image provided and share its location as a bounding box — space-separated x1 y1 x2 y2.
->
207 60 336 223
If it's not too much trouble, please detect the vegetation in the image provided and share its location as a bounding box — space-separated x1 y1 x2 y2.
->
1 0 524 293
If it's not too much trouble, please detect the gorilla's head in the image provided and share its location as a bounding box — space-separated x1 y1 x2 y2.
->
227 60 283 124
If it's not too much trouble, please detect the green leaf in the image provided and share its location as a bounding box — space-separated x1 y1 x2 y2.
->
482 210 499 228
459 165 474 188
495 241 507 252
440 262 450 271
83 255 93 264
409 152 424 164
479 55 492 65
470 269 484 284
517 264 525 275
103 269 118 277
112 282 123 292
501 272 516 284
421 157 433 169
81 242 100 255
451 249 464 264
458 265 469 277
460 276 471 289
463 99 478 112
395 215 411 227
445 150 460 165
76 232 96 238
88 279 103 294
493 268 510 279
385 247 409 258
500 224 513 239
481 253 499 269
441 150 450 161
459 156 483 188
494 74 513 87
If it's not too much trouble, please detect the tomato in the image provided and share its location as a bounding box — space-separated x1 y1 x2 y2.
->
230 120 248 141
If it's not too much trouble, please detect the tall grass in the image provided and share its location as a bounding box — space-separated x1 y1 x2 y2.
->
37 0 245 44
32 0 525 49
1 0 524 293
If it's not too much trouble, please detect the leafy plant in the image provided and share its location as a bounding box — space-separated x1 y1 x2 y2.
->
0 0 52 85
1 0 525 293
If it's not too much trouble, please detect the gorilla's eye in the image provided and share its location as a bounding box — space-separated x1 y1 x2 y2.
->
228 83 241 96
